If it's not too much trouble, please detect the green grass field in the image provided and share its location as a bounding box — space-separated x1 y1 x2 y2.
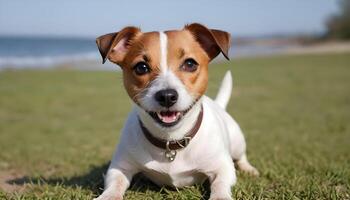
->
0 53 349 199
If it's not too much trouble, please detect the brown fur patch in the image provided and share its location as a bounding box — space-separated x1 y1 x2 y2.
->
166 30 210 99
119 32 161 101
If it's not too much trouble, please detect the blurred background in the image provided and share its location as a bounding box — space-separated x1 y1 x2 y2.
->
1 0 350 199
0 0 349 70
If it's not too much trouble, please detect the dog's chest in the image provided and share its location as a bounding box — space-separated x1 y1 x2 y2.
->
141 156 206 187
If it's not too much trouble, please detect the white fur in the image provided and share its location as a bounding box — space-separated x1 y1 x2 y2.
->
215 71 233 109
159 31 168 73
95 72 258 200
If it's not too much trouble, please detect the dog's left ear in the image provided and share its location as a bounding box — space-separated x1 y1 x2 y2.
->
185 23 231 60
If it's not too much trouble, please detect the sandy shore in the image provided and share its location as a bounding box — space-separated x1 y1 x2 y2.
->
285 41 350 55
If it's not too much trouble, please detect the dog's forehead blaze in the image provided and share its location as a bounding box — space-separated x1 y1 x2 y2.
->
122 32 161 101
166 30 210 98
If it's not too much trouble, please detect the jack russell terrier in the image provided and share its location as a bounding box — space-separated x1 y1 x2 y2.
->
94 23 258 200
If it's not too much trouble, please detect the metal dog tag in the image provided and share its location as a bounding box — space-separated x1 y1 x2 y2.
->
165 149 177 161
165 141 177 161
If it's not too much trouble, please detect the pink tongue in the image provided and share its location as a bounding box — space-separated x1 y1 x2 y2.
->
160 111 177 123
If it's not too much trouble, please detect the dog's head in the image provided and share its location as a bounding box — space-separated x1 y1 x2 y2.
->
96 23 230 127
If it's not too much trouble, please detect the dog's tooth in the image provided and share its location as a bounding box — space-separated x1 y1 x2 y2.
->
157 112 163 120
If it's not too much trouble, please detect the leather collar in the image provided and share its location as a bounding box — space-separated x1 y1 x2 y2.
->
139 105 203 151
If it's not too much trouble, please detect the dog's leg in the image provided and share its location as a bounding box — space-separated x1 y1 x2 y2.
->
225 119 259 177
235 154 259 176
207 161 236 200
94 167 136 200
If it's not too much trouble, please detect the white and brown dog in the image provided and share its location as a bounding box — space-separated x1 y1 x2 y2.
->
94 23 258 200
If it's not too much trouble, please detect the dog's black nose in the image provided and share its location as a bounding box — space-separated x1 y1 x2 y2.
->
154 89 178 107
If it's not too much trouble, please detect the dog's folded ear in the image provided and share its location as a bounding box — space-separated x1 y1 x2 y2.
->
96 27 141 64
185 23 231 60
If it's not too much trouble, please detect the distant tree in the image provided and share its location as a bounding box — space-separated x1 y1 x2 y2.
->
326 0 350 39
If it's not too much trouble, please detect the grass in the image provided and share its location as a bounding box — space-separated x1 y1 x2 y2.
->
0 53 349 199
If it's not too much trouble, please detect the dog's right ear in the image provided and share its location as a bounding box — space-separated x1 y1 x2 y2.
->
96 27 141 64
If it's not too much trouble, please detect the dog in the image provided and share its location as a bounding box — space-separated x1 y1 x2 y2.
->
94 23 258 200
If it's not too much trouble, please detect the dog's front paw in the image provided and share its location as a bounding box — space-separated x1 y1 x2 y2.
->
209 194 232 200
209 197 232 200
240 165 260 177
94 193 122 200
236 159 260 177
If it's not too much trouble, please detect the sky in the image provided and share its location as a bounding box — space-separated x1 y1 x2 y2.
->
0 0 340 38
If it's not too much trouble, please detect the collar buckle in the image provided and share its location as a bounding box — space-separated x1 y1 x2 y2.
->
176 136 191 148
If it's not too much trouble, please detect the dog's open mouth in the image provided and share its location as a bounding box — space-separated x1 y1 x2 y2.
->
157 111 181 124
147 103 196 127
148 110 184 127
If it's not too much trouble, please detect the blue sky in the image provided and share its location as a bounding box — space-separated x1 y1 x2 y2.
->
0 0 339 38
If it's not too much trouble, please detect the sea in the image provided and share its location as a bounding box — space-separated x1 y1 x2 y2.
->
0 36 291 70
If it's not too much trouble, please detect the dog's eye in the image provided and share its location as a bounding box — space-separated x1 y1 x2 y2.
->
133 62 151 75
181 58 198 72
